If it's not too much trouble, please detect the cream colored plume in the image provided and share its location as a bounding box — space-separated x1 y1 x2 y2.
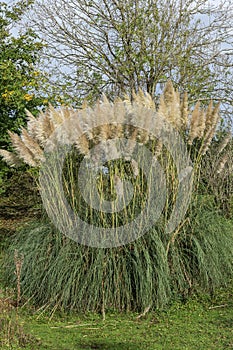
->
204 102 220 134
0 81 224 169
158 80 181 129
216 154 229 175
21 128 45 162
132 88 155 109
26 109 55 146
180 92 189 130
8 131 38 167
188 102 206 144
201 103 220 155
217 131 232 155
25 109 38 139
0 149 22 167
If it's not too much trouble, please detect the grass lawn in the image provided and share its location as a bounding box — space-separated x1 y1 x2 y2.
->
1 290 232 350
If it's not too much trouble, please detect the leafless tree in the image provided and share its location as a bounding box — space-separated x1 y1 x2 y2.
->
25 0 232 122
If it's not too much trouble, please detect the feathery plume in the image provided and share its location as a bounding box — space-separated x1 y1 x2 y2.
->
81 99 88 109
113 100 126 138
100 124 113 141
157 96 168 119
80 107 94 140
8 131 38 167
158 80 181 129
0 149 22 167
180 92 189 130
196 110 206 139
123 93 131 104
114 97 122 103
204 100 213 133
216 154 228 174
163 80 175 104
75 135 90 155
201 123 220 156
143 91 156 109
93 102 115 141
217 131 232 155
30 111 55 146
25 109 38 139
129 127 139 143
101 93 110 105
100 102 120 140
140 108 154 142
132 89 138 103
188 101 200 145
201 103 220 154
205 101 220 134
21 128 45 162
47 104 66 126
188 102 206 144
41 114 55 141
132 88 155 109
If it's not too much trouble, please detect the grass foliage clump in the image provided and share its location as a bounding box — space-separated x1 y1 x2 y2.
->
1 81 232 313
3 204 232 313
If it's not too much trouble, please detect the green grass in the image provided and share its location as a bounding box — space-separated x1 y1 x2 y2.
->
2 206 232 313
1 291 232 350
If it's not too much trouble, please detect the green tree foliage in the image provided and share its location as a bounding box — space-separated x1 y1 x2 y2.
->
0 1 48 150
0 1 51 195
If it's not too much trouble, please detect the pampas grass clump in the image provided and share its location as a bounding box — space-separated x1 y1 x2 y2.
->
2 204 233 313
1 80 232 313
